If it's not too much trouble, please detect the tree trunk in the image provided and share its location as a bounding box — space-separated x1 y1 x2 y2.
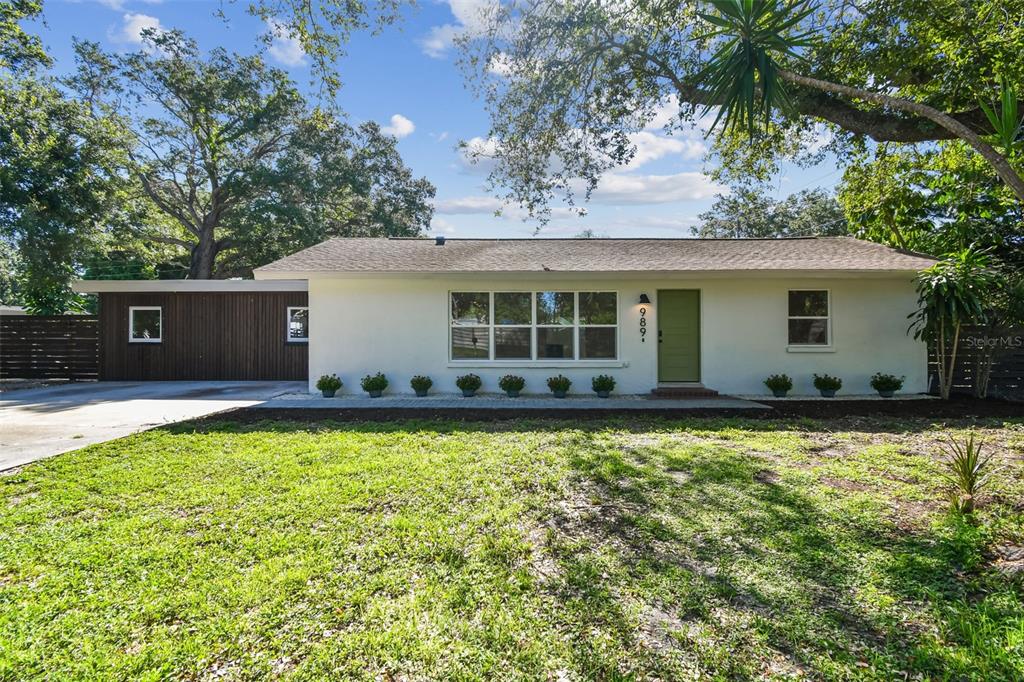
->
189 234 217 279
778 69 1024 204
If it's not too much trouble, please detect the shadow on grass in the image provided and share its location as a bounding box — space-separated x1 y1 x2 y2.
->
540 432 1019 679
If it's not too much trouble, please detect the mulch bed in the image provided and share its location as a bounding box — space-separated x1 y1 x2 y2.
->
205 395 1023 424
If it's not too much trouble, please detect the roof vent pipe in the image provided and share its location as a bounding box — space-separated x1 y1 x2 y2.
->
435 235 446 246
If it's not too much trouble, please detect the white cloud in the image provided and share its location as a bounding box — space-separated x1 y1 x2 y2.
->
587 172 725 205
420 0 496 58
430 216 458 235
381 114 416 139
111 12 164 45
624 131 705 169
266 19 307 67
435 196 505 215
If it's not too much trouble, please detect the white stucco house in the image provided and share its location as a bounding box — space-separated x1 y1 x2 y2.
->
252 236 936 397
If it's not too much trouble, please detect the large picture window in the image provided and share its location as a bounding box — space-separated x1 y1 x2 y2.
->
788 290 830 346
129 306 162 343
450 291 618 361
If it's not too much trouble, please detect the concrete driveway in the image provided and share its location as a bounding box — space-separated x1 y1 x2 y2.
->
0 381 303 471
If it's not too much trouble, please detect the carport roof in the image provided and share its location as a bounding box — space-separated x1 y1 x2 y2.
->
72 280 307 293
253 236 937 277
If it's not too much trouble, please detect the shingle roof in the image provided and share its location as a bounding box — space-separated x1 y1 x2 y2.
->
254 237 936 275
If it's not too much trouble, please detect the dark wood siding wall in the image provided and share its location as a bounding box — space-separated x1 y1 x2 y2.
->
99 292 308 381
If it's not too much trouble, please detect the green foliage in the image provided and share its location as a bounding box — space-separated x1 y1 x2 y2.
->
498 374 525 392
942 434 996 514
316 373 342 392
764 373 793 392
870 373 905 393
910 250 996 343
410 375 433 392
546 374 571 393
456 373 482 392
360 372 388 393
591 374 616 393
0 0 49 70
697 0 815 135
697 187 848 237
812 373 841 391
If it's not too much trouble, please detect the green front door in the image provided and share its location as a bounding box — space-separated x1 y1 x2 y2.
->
657 290 701 382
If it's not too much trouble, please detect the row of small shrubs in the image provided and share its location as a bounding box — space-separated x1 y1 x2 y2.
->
763 372 905 398
316 373 618 398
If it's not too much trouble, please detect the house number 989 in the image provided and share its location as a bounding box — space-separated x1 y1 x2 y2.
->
639 307 647 342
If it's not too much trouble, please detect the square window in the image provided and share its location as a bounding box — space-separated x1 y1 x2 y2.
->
788 319 829 345
494 292 531 325
789 290 829 317
451 292 489 325
451 326 490 359
578 292 616 325
537 326 574 359
580 327 616 359
536 292 574 325
287 307 309 342
495 327 531 359
129 307 161 343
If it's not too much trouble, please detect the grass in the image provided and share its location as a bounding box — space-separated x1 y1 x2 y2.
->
1 416 1023 680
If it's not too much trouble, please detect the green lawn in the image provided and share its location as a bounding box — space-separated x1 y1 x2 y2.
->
1 417 1023 680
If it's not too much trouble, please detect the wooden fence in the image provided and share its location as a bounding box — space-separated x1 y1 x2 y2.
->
0 315 99 380
929 326 1024 398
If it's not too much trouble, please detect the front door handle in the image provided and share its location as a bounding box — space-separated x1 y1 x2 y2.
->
658 329 663 343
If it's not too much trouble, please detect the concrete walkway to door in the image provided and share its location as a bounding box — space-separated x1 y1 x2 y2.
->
0 381 303 471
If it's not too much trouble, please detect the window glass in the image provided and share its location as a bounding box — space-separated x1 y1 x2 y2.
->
288 307 309 341
788 319 829 345
495 327 531 359
537 327 574 358
580 327 616 359
788 290 828 317
494 292 531 325
451 326 490 358
130 308 161 341
578 292 616 325
451 292 489 325
536 292 573 325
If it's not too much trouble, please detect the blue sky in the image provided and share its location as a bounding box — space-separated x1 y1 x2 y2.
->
37 0 842 238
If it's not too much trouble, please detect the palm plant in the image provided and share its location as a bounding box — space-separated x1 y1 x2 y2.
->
942 434 996 515
908 250 995 399
698 0 1024 202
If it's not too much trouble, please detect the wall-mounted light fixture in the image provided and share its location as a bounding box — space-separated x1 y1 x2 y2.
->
638 293 651 305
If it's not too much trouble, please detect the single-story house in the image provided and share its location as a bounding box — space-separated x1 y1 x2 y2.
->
74 236 936 395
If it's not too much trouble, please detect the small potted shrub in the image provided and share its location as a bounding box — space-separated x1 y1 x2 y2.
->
591 374 615 398
763 373 793 398
870 373 904 398
410 375 432 397
547 374 571 398
316 373 342 398
813 373 842 398
456 373 482 397
360 372 388 398
498 374 525 398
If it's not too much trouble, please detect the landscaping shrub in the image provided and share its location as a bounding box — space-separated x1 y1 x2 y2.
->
456 373 482 397
870 373 905 397
763 373 793 397
813 373 842 397
547 374 571 397
410 375 432 397
361 372 388 397
498 374 525 397
315 374 342 397
942 434 995 515
591 374 615 397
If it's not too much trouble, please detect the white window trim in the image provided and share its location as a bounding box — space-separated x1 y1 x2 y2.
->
449 290 619 364
786 289 834 352
128 306 162 344
287 306 309 343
